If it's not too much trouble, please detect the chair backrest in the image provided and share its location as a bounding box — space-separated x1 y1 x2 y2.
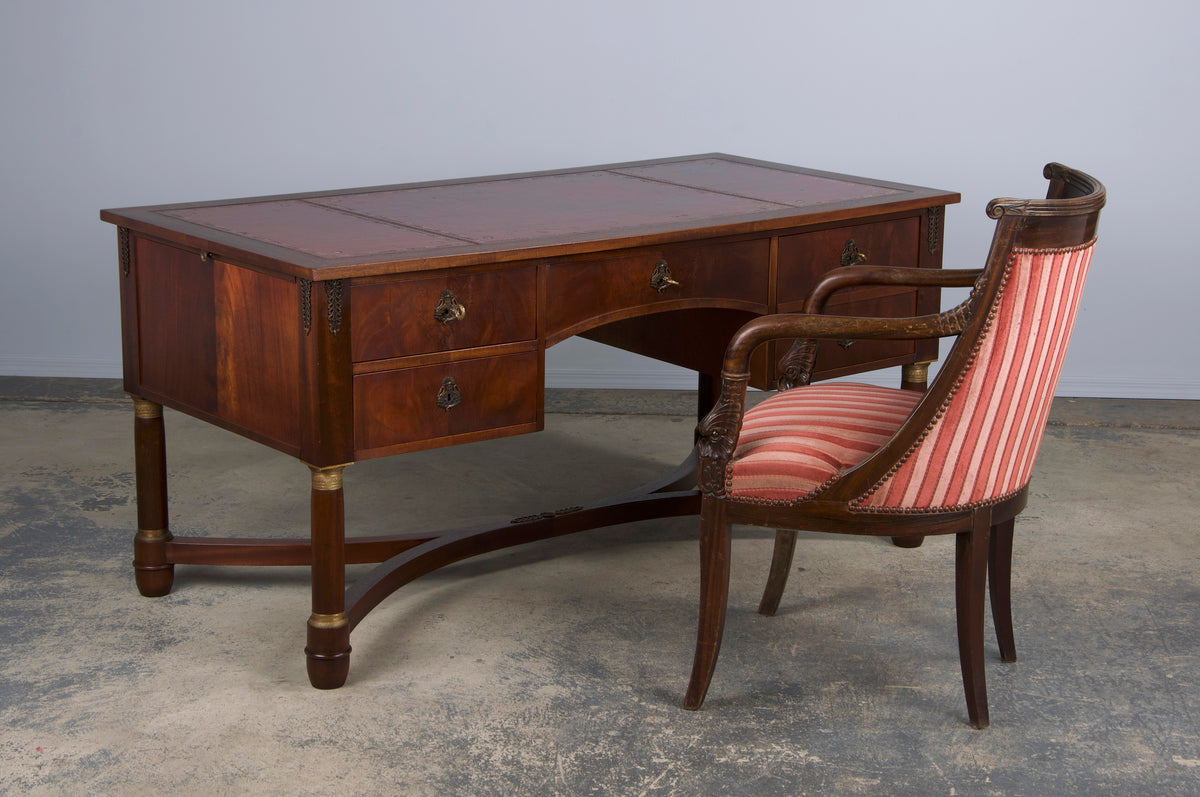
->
844 164 1106 512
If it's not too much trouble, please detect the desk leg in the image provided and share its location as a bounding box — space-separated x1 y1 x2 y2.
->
894 361 934 549
132 398 174 597
305 465 351 688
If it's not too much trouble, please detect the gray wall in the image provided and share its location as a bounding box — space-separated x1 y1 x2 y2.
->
2 0 1196 398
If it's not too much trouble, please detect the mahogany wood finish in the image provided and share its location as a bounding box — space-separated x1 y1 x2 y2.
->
685 164 1106 728
102 154 957 689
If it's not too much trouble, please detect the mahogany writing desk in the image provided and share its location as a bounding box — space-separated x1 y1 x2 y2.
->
101 154 958 688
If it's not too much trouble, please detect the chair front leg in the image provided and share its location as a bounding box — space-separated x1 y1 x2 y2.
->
988 517 1017 663
683 498 732 710
758 529 796 616
956 511 992 729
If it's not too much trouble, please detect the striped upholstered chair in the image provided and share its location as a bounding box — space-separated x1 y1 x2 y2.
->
684 164 1105 728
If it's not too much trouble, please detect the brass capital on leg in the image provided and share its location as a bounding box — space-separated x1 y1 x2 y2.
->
135 527 172 543
309 464 351 492
308 612 348 630
901 360 934 392
132 398 163 419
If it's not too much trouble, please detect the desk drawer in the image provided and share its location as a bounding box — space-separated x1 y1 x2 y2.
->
352 267 536 362
543 238 769 341
777 217 921 303
777 217 923 378
353 350 541 456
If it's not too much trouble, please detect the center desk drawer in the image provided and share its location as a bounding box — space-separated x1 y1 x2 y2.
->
543 238 769 340
352 267 537 362
353 350 541 457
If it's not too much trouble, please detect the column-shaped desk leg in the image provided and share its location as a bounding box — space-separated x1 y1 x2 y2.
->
894 361 934 549
305 465 351 688
132 398 174 597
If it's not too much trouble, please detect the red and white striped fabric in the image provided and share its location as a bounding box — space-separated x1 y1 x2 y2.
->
726 383 922 502
856 242 1095 511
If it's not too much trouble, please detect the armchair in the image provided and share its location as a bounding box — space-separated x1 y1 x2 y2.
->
684 164 1106 728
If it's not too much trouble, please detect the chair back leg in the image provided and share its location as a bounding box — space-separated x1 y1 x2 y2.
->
683 499 732 710
989 517 1017 663
758 529 798 616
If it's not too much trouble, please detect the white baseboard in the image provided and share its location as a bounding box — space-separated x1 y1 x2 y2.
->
1053 375 1199 400
4 356 1196 400
545 367 700 391
544 367 1200 400
545 366 911 391
0 355 123 379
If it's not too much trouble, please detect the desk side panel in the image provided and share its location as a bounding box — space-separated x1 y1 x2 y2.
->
128 236 302 454
133 237 219 413
214 261 302 448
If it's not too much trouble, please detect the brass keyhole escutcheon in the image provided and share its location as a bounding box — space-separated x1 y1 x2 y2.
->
650 260 680 293
433 290 467 325
436 377 462 411
840 239 868 266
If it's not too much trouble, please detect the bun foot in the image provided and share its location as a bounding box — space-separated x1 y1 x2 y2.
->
306 614 351 689
306 649 351 689
134 528 174 596
134 563 175 597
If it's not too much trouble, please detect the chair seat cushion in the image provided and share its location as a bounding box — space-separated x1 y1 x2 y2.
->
727 383 922 503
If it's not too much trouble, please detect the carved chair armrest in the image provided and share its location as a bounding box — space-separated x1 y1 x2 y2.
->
697 304 976 496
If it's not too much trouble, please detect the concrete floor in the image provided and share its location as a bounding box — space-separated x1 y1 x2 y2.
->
1 378 1198 796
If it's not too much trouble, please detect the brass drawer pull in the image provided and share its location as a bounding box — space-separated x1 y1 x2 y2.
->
840 239 867 266
436 377 462 411
433 290 467 325
650 260 680 293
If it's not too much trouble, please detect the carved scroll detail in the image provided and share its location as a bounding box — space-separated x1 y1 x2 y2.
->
776 338 819 391
696 375 749 497
932 291 977 336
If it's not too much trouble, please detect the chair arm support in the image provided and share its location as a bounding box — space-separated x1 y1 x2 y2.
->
696 370 754 497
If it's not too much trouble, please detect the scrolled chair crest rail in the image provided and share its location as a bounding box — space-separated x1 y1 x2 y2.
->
986 162 1106 218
